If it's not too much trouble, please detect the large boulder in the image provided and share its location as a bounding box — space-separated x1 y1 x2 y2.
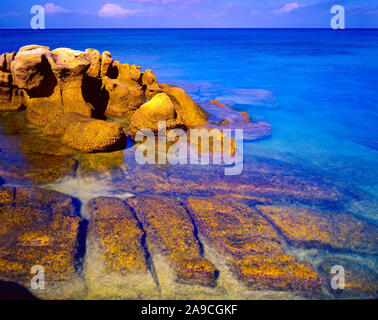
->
160 83 208 127
19 47 93 127
10 45 54 97
61 117 126 152
0 186 82 297
131 92 176 132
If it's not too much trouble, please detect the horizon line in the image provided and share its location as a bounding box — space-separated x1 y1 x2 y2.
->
1 27 378 30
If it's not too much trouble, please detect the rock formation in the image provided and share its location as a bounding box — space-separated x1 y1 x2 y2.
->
0 186 82 294
0 44 273 153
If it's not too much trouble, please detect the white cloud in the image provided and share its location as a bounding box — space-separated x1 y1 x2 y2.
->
274 3 301 14
98 3 143 17
44 3 68 14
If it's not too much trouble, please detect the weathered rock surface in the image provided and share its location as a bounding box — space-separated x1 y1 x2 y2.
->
102 76 141 120
43 112 91 136
127 195 218 287
161 83 208 128
131 92 177 131
61 118 126 152
185 197 322 295
85 196 158 299
256 205 378 255
142 69 161 101
0 186 81 289
87 197 147 274
1 44 269 153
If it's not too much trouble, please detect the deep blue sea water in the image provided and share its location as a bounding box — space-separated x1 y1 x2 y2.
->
1 28 377 198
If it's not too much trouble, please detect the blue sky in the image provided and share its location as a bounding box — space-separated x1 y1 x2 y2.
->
0 0 377 28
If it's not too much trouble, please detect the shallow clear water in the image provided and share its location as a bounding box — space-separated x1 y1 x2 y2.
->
1 28 377 196
0 29 377 299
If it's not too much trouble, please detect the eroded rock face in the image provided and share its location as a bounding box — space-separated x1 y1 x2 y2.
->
256 205 378 255
0 186 81 290
102 76 141 120
127 195 218 287
185 197 322 296
142 69 161 101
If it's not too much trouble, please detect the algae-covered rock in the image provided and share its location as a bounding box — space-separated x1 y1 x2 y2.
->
256 205 378 255
85 197 158 299
127 195 218 287
87 197 147 274
185 197 322 295
61 118 126 152
0 186 81 291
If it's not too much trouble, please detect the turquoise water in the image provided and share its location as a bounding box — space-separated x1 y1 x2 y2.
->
1 28 376 197
1 28 378 299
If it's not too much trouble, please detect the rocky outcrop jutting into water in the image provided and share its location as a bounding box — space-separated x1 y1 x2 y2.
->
0 45 271 153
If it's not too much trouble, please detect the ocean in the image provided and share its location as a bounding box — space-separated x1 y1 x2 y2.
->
1 28 376 196
0 28 377 299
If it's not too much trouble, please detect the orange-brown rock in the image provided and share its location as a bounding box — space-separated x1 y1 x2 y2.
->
10 45 53 96
185 197 322 295
87 197 147 274
100 51 113 77
131 92 177 132
0 186 81 289
187 125 236 156
61 118 126 152
85 48 101 78
102 76 141 119
43 112 91 136
141 69 161 101
256 205 378 255
127 195 218 287
161 83 208 127
23 47 93 126
0 52 16 72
